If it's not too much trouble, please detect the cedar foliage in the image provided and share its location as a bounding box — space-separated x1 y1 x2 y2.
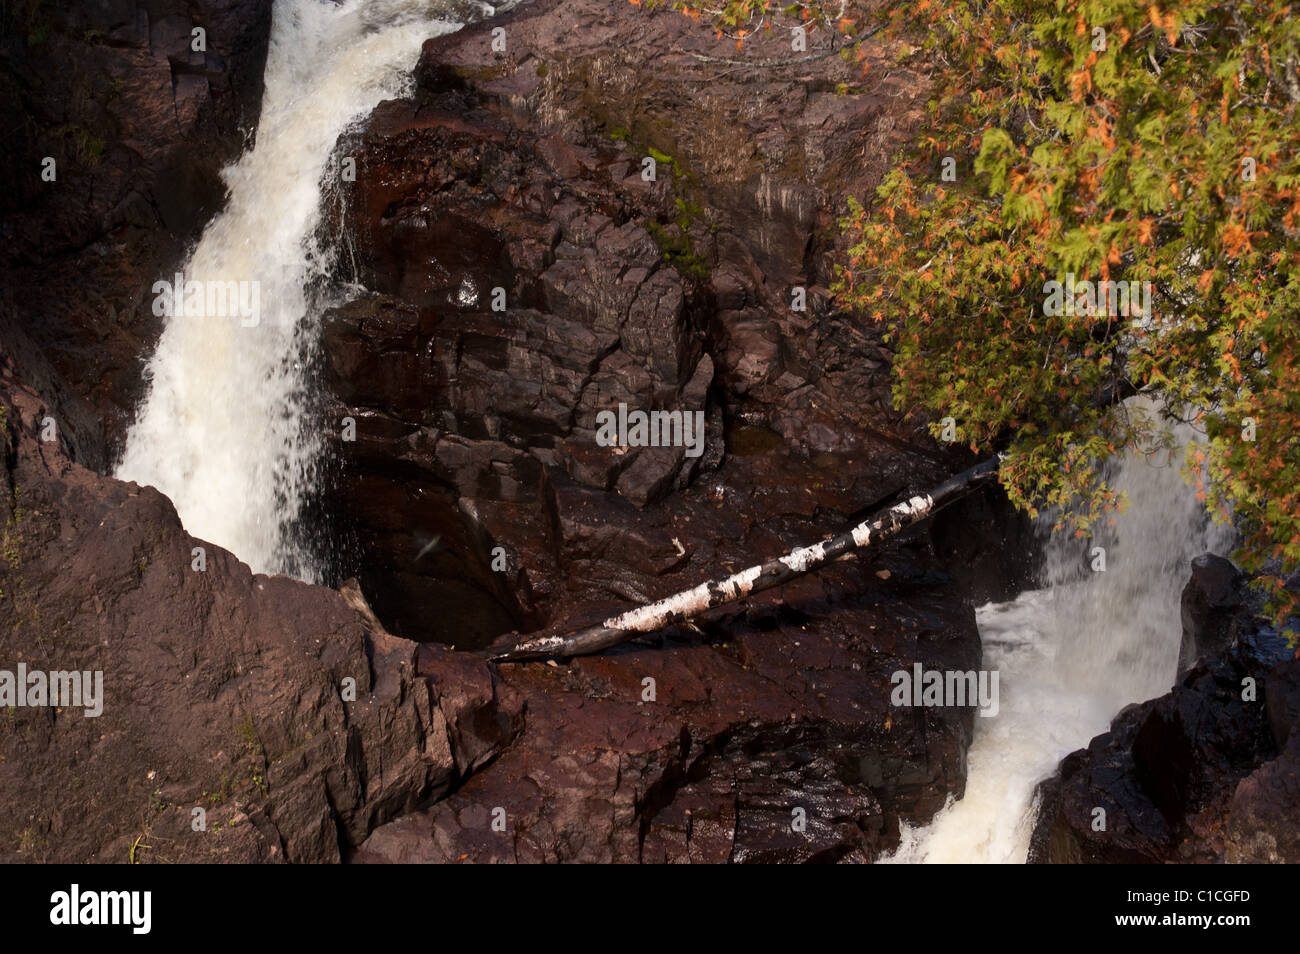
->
643 1 1300 632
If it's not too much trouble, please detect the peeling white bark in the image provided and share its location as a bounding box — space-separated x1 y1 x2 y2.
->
609 565 764 633
492 455 1003 662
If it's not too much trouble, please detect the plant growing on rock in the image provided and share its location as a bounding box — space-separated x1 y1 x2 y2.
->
637 0 872 55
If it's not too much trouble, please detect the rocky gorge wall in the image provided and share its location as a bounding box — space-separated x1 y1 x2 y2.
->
315 0 1037 647
317 0 1037 860
4 0 1288 866
0 0 275 464
0 0 1034 863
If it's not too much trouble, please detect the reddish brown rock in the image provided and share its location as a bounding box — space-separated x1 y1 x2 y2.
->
310 0 1031 862
0 355 520 862
0 0 274 459
317 0 1028 648
1224 656 1300 863
2 0 1041 865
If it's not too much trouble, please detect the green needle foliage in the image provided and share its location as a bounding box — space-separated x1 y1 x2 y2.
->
645 0 1300 632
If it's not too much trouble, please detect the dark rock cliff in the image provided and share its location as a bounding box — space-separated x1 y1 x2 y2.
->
0 358 521 862
0 0 273 462
0 0 1038 863
322 0 1022 860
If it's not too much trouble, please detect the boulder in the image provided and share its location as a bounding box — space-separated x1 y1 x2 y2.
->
1177 553 1243 677
1029 574 1296 864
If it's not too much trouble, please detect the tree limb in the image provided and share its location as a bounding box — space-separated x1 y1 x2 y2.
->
490 454 1004 662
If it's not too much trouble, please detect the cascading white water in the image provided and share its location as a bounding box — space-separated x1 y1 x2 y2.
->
881 409 1235 863
116 0 476 580
112 0 1238 861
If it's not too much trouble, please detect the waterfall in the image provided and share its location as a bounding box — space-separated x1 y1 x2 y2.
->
881 407 1235 863
115 0 477 580
110 0 1241 863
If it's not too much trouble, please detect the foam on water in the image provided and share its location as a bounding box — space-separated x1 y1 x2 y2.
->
881 410 1234 863
116 0 477 579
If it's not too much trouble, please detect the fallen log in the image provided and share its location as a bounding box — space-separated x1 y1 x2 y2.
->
490 454 1005 662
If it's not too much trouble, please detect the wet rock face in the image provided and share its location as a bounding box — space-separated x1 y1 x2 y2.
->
325 94 717 496
319 87 721 644
1029 560 1299 864
0 0 273 460
327 93 715 490
396 0 930 446
1177 553 1244 677
327 0 940 448
317 0 1024 647
0 0 1033 864
1224 655 1300 863
305 0 1031 860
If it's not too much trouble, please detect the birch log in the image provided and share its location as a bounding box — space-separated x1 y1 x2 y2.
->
490 454 1004 662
